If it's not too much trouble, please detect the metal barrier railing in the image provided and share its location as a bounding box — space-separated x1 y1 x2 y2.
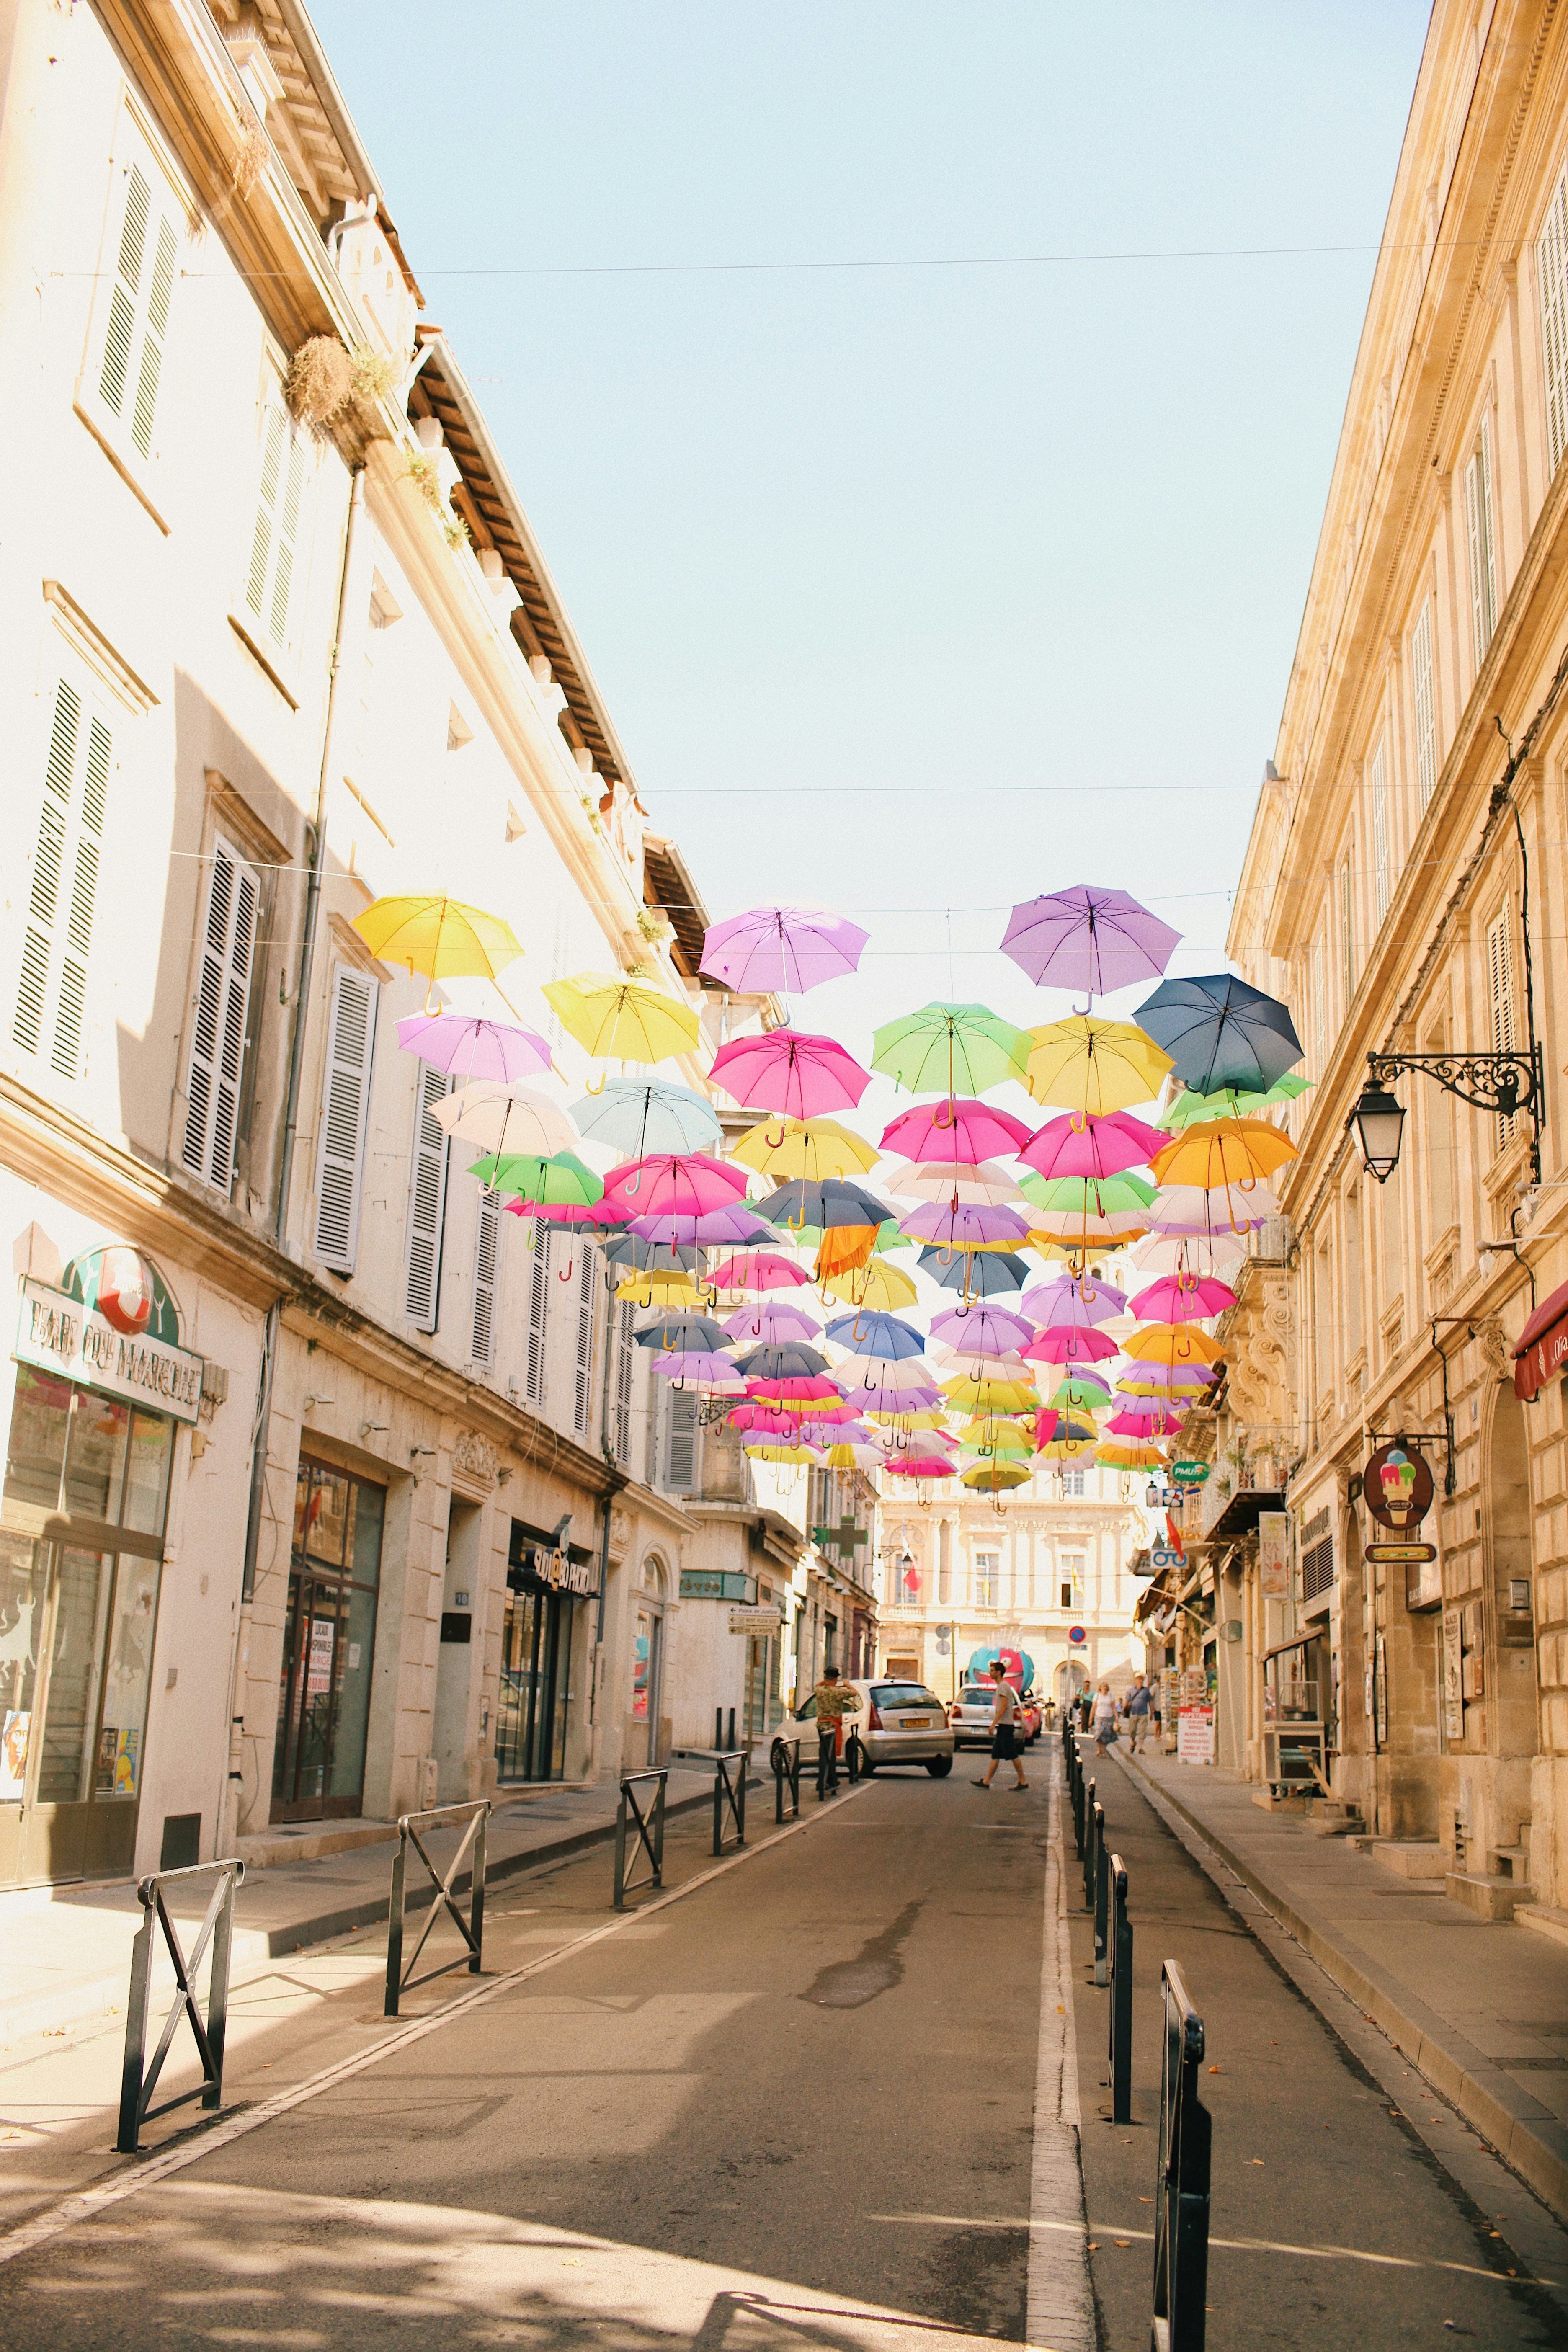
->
118 1857 244 2154
1082 1775 1099 1910
1092 1800 1109 1986
772 1731 803 1822
1152 1959 1212 2352
614 1767 668 1908
384 1798 490 2017
671 1746 750 1854
1108 1852 1132 2125
844 1730 864 1784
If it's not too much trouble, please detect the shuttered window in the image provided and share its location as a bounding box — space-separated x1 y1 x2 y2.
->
471 1187 501 1367
1339 854 1354 1011
1465 415 1498 671
1410 601 1437 810
664 1386 699 1493
95 151 179 464
1370 740 1390 928
312 966 379 1272
1312 934 1326 1073
243 399 308 658
404 1061 451 1329
1487 906 1516 1156
572 1245 597 1437
1540 164 1568 478
525 1226 549 1406
612 1297 636 1464
15 678 112 1083
179 835 258 1195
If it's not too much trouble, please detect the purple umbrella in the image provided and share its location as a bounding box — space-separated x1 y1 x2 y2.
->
700 902 869 994
721 1300 821 1344
858 1381 946 1414
1000 886 1180 999
897 1200 1033 1249
628 1205 779 1246
1020 1275 1127 1328
929 1302 1035 1356
396 1012 553 1083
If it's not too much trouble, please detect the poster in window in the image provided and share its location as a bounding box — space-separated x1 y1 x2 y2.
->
0 1709 31 1800
306 1614 335 1697
114 1725 140 1797
1176 1705 1215 1763
95 1723 119 1794
1258 1512 1289 1600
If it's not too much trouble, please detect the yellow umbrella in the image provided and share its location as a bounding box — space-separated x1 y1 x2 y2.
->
615 1270 700 1307
943 1375 1037 1413
1037 1431 1098 1460
1122 1323 1224 1366
1024 1016 1173 1114
1029 1233 1143 1262
744 1442 817 1464
543 971 701 1065
1150 1118 1297 1191
352 895 524 1006
956 1418 1034 1454
1095 1442 1167 1468
730 1117 879 1180
869 1407 950 1430
962 1460 1032 1491
825 1256 918 1311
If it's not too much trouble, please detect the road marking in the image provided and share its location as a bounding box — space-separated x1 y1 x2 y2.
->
1024 1756 1093 2352
0 1779 870 2271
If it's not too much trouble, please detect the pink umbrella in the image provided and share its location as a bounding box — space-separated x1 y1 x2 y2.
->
884 1452 959 1478
1022 1325 1120 1366
503 1197 623 1228
699 903 869 993
879 1098 1034 1166
628 1206 778 1246
729 1402 809 1438
709 1029 871 1117
652 1351 746 1391
1106 1404 1186 1437
929 1302 1035 1355
1000 885 1181 997
1021 1111 1165 1183
396 1012 553 1083
1021 1276 1127 1327
1127 1274 1238 1322
601 1153 750 1219
897 1201 1032 1249
707 1251 812 1293
1032 1408 1060 1450
745 1374 842 1404
721 1301 820 1344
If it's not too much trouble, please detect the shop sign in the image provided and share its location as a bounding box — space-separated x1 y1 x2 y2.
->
15 1277 202 1426
1176 1704 1215 1763
1258 1512 1289 1601
1366 1541 1436 1563
1171 1461 1209 1486
1362 1440 1433 1534
523 1542 596 1597
1148 1544 1181 1573
729 1605 784 1635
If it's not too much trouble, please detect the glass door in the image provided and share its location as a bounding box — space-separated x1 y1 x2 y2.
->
271 1460 383 1821
494 1584 574 1781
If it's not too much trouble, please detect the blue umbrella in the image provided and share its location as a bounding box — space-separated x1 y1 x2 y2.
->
823 1311 926 1359
732 1342 830 1379
634 1312 727 1352
568 1078 723 1156
921 1247 1028 1296
1134 975 1302 1096
605 1235 699 1272
756 1177 890 1233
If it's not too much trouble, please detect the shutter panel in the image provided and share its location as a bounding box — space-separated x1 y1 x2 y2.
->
1542 169 1568 479
313 967 379 1272
572 1245 596 1436
1479 413 1498 643
180 835 258 1194
97 157 179 459
1370 742 1390 927
14 678 111 1082
1465 455 1486 670
471 1187 501 1366
245 402 308 655
1488 909 1516 1155
614 1299 635 1463
665 1386 698 1493
404 1061 451 1328
1411 603 1436 808
245 405 284 627
526 1228 549 1405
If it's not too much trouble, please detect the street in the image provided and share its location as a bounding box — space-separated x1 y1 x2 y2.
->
3 1751 1566 2349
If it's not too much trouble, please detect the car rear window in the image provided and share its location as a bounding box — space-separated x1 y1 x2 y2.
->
873 1684 942 1710
956 1687 994 1704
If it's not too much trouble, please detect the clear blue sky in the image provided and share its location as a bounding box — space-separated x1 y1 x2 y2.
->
312 0 1432 1072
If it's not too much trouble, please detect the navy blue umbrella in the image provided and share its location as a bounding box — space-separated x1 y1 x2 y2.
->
823 1310 926 1359
920 1246 1029 1296
1134 974 1302 1096
732 1342 830 1379
634 1312 727 1352
606 1235 699 1272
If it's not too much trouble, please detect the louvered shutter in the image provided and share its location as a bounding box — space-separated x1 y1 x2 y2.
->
313 967 379 1272
1488 909 1516 1155
97 157 178 462
1541 168 1568 478
404 1061 451 1329
614 1299 635 1462
665 1387 698 1493
180 835 258 1194
14 678 112 1083
571 1246 597 1436
526 1228 549 1405
1411 603 1436 808
244 402 308 655
1479 413 1498 638
471 1187 501 1366
1465 455 1486 668
1370 743 1390 927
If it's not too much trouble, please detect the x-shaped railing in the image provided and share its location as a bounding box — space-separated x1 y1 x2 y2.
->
384 1798 490 2017
117 1857 245 2153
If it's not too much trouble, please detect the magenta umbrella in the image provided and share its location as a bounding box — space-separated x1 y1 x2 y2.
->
879 1097 1034 1166
1021 1110 1165 1183
1021 1324 1120 1366
699 902 869 993
396 1012 553 1083
1127 1273 1238 1322
1021 1275 1127 1328
1000 885 1181 998
1106 1404 1187 1437
929 1302 1035 1356
601 1153 750 1219
898 1200 1032 1250
709 1029 871 1117
503 1197 622 1228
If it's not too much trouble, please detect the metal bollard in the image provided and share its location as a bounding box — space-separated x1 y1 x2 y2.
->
727 1707 737 1751
117 1857 244 2154
384 1799 490 2018
1093 1802 1109 1986
710 1748 747 1854
1108 1853 1132 2124
1083 1775 1098 1910
1151 1959 1211 2352
613 1768 667 1908
774 1736 802 1823
714 1705 724 1747
1073 1743 1087 1857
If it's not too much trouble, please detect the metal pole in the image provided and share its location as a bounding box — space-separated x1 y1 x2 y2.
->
385 1826 407 2017
736 1751 747 1847
1083 1776 1098 1910
1109 1855 1132 2125
117 1901 155 2153
652 1772 665 1879
469 1804 487 1974
1093 1803 1109 1987
614 1782 630 1908
202 1867 237 2109
713 1757 723 1856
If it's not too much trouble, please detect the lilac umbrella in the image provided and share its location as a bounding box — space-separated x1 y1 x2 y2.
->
929 1303 1035 1356
1020 1275 1127 1328
627 1205 779 1246
721 1301 821 1345
897 1201 1033 1250
651 1351 746 1391
859 1383 947 1414
396 1012 553 1083
1000 885 1181 998
699 902 869 993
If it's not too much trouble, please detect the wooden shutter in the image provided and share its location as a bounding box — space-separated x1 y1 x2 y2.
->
1542 167 1568 478
613 1297 635 1462
1467 420 1498 668
572 1245 596 1436
1465 454 1486 668
1411 603 1436 809
1488 908 1516 1155
1479 413 1498 638
665 1386 698 1493
526 1227 549 1405
180 835 258 1194
1370 742 1390 927
471 1187 501 1366
404 1061 451 1329
14 678 112 1083
97 156 179 462
313 966 379 1272
244 401 307 654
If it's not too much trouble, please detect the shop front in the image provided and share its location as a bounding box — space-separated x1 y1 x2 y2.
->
0 1251 199 1887
271 1455 384 1822
495 1518 596 1782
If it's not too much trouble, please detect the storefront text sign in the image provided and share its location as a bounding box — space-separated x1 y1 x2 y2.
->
1176 1705 1215 1764
1258 1512 1289 1600
523 1543 596 1597
15 1277 202 1426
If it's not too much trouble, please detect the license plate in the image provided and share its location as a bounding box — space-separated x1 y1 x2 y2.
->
903 1717 933 1729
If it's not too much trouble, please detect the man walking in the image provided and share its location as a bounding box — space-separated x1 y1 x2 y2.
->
812 1661 859 1798
1122 1674 1153 1753
975 1661 1028 1792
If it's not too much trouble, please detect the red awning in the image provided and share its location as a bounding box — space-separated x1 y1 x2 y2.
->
1514 1277 1568 1400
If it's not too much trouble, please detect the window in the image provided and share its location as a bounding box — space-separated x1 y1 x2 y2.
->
1410 600 1437 810
240 395 309 667
1539 161 1568 477
404 1063 451 1330
1369 740 1390 928
14 678 112 1083
1339 853 1354 1010
1465 414 1498 671
312 966 379 1274
1061 1551 1085 1605
525 1225 549 1406
1312 931 1326 1073
973 1550 998 1606
611 1297 635 1463
1060 1582 1073 1609
664 1386 699 1494
82 124 182 476
1487 906 1517 1155
180 836 258 1195
1062 1467 1085 1498
471 1187 501 1367
571 1245 596 1437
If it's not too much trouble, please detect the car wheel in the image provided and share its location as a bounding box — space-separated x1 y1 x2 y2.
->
856 1749 875 1777
925 1755 953 1777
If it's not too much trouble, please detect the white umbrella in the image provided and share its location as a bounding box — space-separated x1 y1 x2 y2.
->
435 1081 580 1160
882 1158 1026 1206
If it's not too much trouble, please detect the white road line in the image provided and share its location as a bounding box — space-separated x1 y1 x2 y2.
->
1024 1757 1093 2352
0 1778 870 2271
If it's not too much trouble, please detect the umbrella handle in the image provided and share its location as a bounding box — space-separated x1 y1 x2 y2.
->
934 1099 954 1130
765 1124 786 1150
558 1256 574 1282
662 1331 674 1351
584 1070 607 1096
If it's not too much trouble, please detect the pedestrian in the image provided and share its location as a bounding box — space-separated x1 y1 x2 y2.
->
975 1661 1028 1791
1091 1680 1119 1756
812 1661 859 1797
1122 1673 1153 1753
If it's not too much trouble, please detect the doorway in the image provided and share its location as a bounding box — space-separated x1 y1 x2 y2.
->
271 1458 384 1821
630 1604 663 1766
495 1584 576 1781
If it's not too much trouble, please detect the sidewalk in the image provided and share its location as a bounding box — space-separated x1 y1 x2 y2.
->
0 1766 732 2048
1114 1741 1568 2223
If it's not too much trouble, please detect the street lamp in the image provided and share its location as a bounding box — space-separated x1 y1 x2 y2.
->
1348 1083 1406 1184
1348 1044 1544 1186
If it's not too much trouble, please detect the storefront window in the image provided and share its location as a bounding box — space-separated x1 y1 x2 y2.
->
273 1457 383 1822
0 1533 46 1803
36 1549 113 1804
62 1394 131 1521
4 1368 72 1510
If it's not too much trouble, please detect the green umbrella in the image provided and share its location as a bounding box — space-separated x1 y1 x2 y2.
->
467 1148 603 1205
1048 1372 1114 1411
1017 1170 1156 1212
1156 1075 1311 1131
872 1002 1032 1095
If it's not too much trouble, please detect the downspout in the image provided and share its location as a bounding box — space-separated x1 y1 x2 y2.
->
592 1264 629 1754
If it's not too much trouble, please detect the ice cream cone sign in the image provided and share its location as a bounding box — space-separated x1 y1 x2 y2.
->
1363 1439 1434 1534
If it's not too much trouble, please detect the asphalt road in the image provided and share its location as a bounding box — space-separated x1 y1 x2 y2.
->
1 1745 1566 2351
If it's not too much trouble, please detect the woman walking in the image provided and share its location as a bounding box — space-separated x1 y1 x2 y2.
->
975 1661 1028 1791
1091 1679 1119 1757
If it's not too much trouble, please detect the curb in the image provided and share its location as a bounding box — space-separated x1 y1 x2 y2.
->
1120 1750 1568 2228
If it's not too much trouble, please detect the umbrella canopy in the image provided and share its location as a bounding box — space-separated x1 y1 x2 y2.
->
710 1029 871 1118
436 1083 578 1159
962 1460 1032 1492
606 1234 699 1271
1135 973 1303 1096
1049 1372 1114 1410
858 1382 946 1414
1157 1075 1311 1130
651 1351 746 1391
1019 1171 1155 1217
921 1248 1029 1297
824 1310 925 1359
544 972 701 1065
929 1302 1035 1354
1037 1425 1100 1459
470 1149 603 1206
504 1195 623 1230
871 1001 1032 1095
699 902 869 993
729 1117 880 1181
1128 1232 1246 1278
627 1206 778 1248
1022 1015 1173 1115
568 1078 722 1157
756 1176 889 1232
1021 1110 1164 1184
615 1270 700 1307
1122 1323 1225 1366
601 1153 750 1219
879 1098 1034 1166
1021 1323 1120 1366
1095 1443 1168 1469
353 895 523 987
707 1250 812 1293
1127 1273 1239 1322
634 1311 727 1351
1150 1119 1298 1192
1000 885 1181 996
884 1451 961 1478
733 1342 830 1380
884 1159 1026 1207
1106 1404 1187 1437
1021 1274 1127 1327
823 1257 919 1312
396 1012 552 1083
721 1301 821 1344
1147 1181 1279 1237
1028 1210 1150 1243
1118 1362 1218 1394
897 1200 1033 1251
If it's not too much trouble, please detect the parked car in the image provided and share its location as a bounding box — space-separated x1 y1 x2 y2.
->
948 1681 1042 1748
773 1678 954 1776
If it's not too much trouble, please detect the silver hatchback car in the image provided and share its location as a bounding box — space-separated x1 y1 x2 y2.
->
775 1678 955 1777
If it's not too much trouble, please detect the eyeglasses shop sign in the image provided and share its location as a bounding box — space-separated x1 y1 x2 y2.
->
523 1543 596 1597
16 1278 202 1426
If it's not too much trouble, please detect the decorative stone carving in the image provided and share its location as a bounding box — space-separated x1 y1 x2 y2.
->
608 1506 633 1560
1475 1316 1511 1380
452 1430 498 1492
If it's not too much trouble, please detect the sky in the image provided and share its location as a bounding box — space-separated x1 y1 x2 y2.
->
311 0 1433 1101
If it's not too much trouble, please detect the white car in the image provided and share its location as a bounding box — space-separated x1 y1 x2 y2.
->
773 1677 955 1777
948 1681 1043 1749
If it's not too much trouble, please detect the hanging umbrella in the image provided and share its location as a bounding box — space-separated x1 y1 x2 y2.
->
929 1302 1035 1354
729 1118 880 1181
600 1153 750 1220
353 895 524 999
1000 885 1181 997
1037 1423 1099 1459
616 1269 700 1307
651 1351 746 1392
955 1418 1034 1455
634 1311 728 1351
897 1201 1033 1252
858 1381 947 1414
627 1206 779 1248
1127 1273 1239 1323
883 1160 1026 1207
707 1250 812 1293
823 1256 919 1312
1135 973 1303 1096
1021 1111 1164 1184
1049 1372 1114 1411
1147 1181 1279 1237
1157 1075 1312 1130
1149 1119 1298 1192
710 1029 871 1117
1019 1171 1155 1218
755 1176 889 1233
1129 1232 1245 1278
884 1452 961 1478
1122 1323 1225 1367
396 1012 552 1084
1095 1443 1168 1469
505 1195 623 1230
921 1248 1029 1297
544 971 701 1064
824 1310 926 1359
568 1078 722 1157
1106 1405 1187 1438
879 1099 1035 1165
1027 1210 1150 1244
871 1001 1032 1095
962 1460 1032 1492
733 1342 830 1380
1021 1323 1120 1366
1022 1016 1173 1115
699 902 869 993
1021 1274 1127 1327
469 1148 603 1207
944 1375 1039 1414
842 1354 939 1394
721 1301 821 1345
436 1083 579 1160
1118 1362 1219 1394
606 1234 699 1272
